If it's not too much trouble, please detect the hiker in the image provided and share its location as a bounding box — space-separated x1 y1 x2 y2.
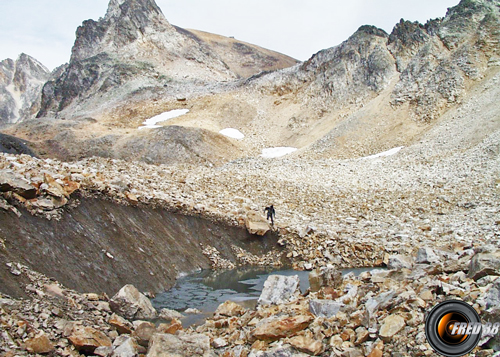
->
264 205 276 225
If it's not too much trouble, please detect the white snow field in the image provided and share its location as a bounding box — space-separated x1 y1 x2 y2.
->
219 128 245 139
138 109 190 130
361 146 404 160
261 147 298 158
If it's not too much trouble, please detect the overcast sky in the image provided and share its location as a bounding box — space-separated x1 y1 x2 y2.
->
0 0 460 71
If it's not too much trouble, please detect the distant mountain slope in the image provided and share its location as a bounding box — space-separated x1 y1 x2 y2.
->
35 0 297 119
0 54 50 124
180 28 298 78
3 0 499 166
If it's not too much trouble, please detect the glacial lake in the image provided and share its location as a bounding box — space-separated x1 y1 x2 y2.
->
152 266 381 326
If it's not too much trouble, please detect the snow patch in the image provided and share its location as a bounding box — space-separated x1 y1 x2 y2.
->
138 109 189 130
361 147 404 160
219 128 245 139
261 147 298 158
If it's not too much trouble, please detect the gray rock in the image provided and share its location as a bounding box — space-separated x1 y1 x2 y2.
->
258 275 300 306
366 290 397 319
415 247 439 264
111 335 139 357
387 255 413 270
147 333 210 357
0 170 37 199
308 264 342 292
159 308 184 321
110 284 157 320
468 251 500 280
309 299 343 318
485 279 500 310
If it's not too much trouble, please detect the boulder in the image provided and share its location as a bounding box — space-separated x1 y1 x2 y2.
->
288 334 324 355
258 275 300 305
68 326 112 354
132 321 156 347
159 308 184 321
309 299 342 318
24 332 54 354
0 170 37 199
379 315 405 342
147 333 210 357
157 318 183 334
309 264 342 292
365 290 396 318
245 211 270 236
109 313 133 335
110 284 157 320
415 247 439 264
112 335 140 357
252 315 314 341
387 255 413 270
215 300 246 317
485 278 500 310
468 251 500 280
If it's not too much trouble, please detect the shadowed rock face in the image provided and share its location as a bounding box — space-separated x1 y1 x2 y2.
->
0 197 281 298
0 133 36 156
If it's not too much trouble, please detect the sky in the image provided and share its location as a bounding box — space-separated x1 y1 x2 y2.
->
0 0 460 71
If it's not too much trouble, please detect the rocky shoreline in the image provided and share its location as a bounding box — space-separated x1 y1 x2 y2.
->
1 243 500 356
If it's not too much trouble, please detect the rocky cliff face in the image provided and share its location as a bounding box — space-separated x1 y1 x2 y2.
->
36 0 297 119
255 0 499 123
0 54 50 125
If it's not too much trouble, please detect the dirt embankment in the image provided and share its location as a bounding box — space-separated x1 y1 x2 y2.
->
0 197 281 298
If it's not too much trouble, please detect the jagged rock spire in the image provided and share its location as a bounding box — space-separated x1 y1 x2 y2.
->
71 0 175 62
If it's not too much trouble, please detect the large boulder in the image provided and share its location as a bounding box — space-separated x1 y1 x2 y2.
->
252 315 314 341
147 333 210 357
309 299 343 318
415 247 440 264
110 284 158 320
387 255 413 270
258 275 300 305
214 300 246 317
244 211 270 236
308 264 342 292
0 170 37 199
68 326 112 354
468 251 500 280
379 315 405 342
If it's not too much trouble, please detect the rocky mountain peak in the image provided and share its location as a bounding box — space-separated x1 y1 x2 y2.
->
71 0 176 62
105 0 164 20
0 54 50 125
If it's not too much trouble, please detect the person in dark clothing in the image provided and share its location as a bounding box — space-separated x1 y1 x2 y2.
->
264 205 276 225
